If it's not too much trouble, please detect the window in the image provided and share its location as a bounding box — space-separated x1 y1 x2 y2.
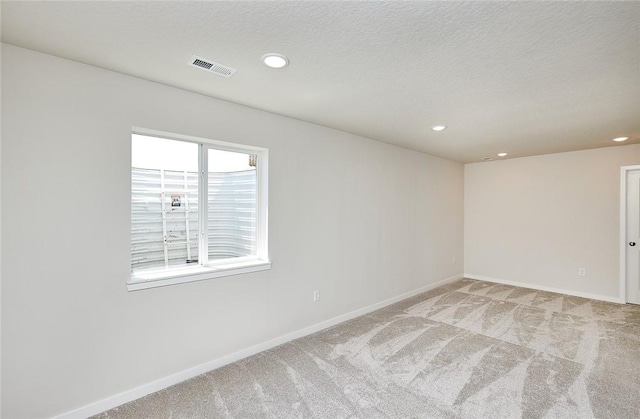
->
129 128 270 291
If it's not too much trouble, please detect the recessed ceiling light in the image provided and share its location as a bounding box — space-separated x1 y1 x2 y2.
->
262 53 289 69
431 125 447 131
613 136 629 142
497 152 508 157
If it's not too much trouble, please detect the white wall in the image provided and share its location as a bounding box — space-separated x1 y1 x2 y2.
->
0 37 3 419
465 145 640 300
1 44 464 418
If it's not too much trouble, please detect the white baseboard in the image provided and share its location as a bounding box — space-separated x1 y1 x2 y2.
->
54 273 464 419
464 274 624 304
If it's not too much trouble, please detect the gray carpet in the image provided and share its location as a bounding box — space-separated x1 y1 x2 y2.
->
95 279 640 418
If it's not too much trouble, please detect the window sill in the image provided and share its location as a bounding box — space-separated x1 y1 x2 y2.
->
127 259 272 291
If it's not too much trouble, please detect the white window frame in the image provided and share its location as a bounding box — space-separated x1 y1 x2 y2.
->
128 127 270 291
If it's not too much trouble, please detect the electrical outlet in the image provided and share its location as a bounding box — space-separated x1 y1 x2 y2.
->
313 290 320 302
579 268 586 276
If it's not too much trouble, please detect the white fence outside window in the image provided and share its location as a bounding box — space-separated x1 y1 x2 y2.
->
131 167 257 272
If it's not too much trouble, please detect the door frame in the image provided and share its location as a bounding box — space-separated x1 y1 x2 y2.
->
620 165 640 303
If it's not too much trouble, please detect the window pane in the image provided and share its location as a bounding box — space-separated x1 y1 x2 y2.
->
207 149 257 260
131 135 199 271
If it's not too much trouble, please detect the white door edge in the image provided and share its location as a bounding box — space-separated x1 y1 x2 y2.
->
620 165 640 303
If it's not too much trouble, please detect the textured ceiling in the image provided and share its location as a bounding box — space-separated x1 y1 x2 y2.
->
2 1 639 163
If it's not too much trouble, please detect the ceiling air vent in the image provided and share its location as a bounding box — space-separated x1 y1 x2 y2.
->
188 55 236 78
